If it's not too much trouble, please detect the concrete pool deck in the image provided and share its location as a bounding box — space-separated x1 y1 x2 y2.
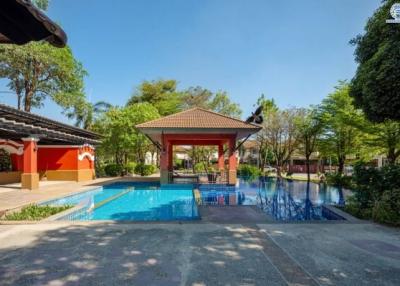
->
0 221 399 286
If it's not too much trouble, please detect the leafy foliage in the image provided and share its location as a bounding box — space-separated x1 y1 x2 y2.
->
127 79 183 116
344 163 400 225
104 164 124 177
93 103 160 166
0 150 12 172
318 82 366 173
237 164 261 177
0 42 87 112
3 205 72 221
350 0 400 122
134 164 157 176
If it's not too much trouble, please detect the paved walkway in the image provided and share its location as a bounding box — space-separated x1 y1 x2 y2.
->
0 221 399 286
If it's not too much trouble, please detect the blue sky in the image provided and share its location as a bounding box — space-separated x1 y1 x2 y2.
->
0 0 381 122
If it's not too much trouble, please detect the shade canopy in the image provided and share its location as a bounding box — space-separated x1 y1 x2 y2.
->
0 0 67 47
136 107 262 144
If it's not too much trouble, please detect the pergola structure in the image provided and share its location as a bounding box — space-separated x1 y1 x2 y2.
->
136 108 261 185
0 104 101 189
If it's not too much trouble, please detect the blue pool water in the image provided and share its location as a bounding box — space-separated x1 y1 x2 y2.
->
42 177 348 221
198 177 348 221
42 182 199 221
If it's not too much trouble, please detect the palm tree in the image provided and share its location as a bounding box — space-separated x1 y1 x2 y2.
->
67 100 112 130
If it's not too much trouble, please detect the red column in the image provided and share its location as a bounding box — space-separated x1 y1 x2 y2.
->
218 143 224 170
228 136 237 185
160 139 171 184
21 137 39 190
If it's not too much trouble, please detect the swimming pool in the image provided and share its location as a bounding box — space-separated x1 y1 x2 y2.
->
42 177 348 221
42 182 199 221
198 177 348 221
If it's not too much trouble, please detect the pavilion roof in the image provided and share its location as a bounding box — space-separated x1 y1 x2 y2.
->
136 108 261 130
0 104 101 145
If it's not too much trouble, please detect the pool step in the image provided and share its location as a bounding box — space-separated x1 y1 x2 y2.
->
89 187 134 211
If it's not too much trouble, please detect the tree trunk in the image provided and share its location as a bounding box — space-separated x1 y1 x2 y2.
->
24 88 33 112
387 148 396 165
338 157 345 174
306 155 311 182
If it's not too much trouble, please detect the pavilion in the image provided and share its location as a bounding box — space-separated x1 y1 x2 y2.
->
0 104 101 190
136 108 261 185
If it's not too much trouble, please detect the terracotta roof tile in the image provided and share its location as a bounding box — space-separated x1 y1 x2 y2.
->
136 108 261 130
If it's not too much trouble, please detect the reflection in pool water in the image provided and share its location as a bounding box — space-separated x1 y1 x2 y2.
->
199 177 349 221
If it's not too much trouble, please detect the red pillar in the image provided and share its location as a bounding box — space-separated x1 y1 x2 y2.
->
228 136 237 185
218 143 224 170
21 137 39 190
160 139 171 184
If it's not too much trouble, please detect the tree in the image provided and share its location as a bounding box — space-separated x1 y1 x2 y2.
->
66 100 113 130
363 120 400 164
94 103 160 166
181 87 242 118
350 0 400 122
0 42 87 112
255 94 278 170
295 108 323 181
127 79 183 116
259 107 302 177
208 92 242 118
318 82 365 174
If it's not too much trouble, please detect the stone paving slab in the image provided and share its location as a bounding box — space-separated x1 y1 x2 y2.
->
258 223 400 286
0 222 399 285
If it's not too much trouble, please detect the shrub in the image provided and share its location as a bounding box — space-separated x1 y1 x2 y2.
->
95 163 106 178
134 163 157 176
124 162 136 174
372 189 400 226
104 163 124 177
194 162 206 173
3 204 72 221
344 163 400 225
237 164 261 177
326 172 353 189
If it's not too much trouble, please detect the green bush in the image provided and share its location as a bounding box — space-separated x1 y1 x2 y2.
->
134 163 157 176
194 162 207 173
104 163 124 177
3 204 72 221
326 172 353 189
344 163 400 225
372 189 400 226
95 163 106 178
237 164 261 177
124 162 136 174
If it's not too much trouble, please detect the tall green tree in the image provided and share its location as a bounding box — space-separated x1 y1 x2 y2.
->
350 0 400 122
318 82 366 174
181 87 242 118
127 79 183 116
363 120 400 164
295 107 323 181
0 42 87 112
0 0 87 113
66 100 112 130
259 107 302 177
94 103 159 165
255 94 278 170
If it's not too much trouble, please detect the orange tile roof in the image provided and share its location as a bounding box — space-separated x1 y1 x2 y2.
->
136 108 261 130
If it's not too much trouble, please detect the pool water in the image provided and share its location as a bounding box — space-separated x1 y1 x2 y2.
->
198 177 348 221
42 177 348 221
42 182 199 221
